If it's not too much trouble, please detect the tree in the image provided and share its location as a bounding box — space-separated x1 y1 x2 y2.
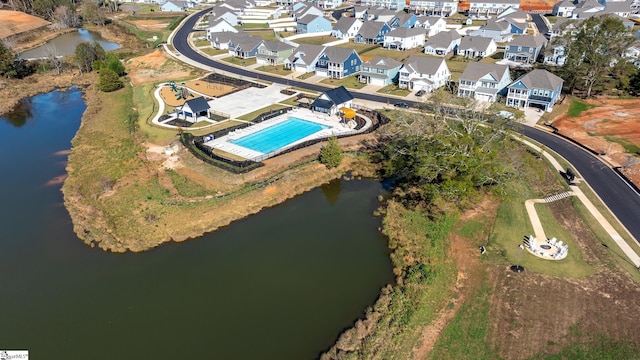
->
82 0 105 26
98 68 123 92
554 15 635 98
319 137 344 169
93 52 124 76
73 41 105 73
628 71 640 96
44 44 63 75
52 4 80 29
0 41 17 78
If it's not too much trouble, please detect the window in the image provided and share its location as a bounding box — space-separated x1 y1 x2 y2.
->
529 48 533 53
517 46 522 52
532 89 538 95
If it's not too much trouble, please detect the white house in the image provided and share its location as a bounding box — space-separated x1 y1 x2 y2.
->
331 16 363 39
457 62 511 102
360 0 406 11
552 0 576 17
383 27 426 50
283 44 326 73
206 18 238 40
424 30 461 56
398 55 451 92
317 0 344 9
208 6 239 26
410 0 458 16
468 0 520 16
161 0 187 11
415 15 447 37
456 36 497 58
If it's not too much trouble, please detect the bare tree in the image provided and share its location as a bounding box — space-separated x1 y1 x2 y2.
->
44 44 62 75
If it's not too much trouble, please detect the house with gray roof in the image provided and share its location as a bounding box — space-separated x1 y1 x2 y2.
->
552 0 577 17
398 55 451 92
468 0 520 16
410 0 458 16
331 17 364 39
365 7 398 22
383 27 426 50
228 36 263 59
354 21 393 44
315 47 362 79
389 12 418 28
359 56 403 86
296 14 333 34
256 40 296 65
468 18 515 42
209 31 249 50
360 0 405 12
504 34 547 64
415 16 447 37
424 30 461 56
506 69 564 112
284 44 326 73
293 2 325 20
457 62 511 102
208 6 239 26
206 18 238 40
457 36 497 58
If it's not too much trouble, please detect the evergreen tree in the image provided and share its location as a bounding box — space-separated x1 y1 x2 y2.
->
0 42 17 78
98 68 123 92
319 137 344 169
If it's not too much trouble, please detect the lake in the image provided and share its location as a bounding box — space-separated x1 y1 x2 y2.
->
0 88 394 359
18 29 120 60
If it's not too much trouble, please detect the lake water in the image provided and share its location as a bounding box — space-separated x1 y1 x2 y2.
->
0 88 394 359
18 29 120 60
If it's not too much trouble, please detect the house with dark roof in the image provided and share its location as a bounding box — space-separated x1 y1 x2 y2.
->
398 55 451 92
315 47 362 79
359 56 403 86
504 34 547 64
284 44 326 73
178 97 210 123
506 69 564 112
354 21 393 44
311 86 354 115
296 14 333 34
457 62 511 102
331 17 364 39
256 40 296 65
228 36 264 59
456 36 497 58
423 30 461 56
383 27 426 50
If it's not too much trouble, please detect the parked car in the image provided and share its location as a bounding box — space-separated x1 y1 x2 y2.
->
394 102 409 108
415 90 425 97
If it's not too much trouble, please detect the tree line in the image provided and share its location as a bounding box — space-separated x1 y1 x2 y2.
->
5 0 119 29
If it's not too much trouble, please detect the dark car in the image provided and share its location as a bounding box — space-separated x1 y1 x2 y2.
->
415 90 425 97
394 102 409 108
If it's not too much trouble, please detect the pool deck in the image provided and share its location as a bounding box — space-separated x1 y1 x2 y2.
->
203 108 369 161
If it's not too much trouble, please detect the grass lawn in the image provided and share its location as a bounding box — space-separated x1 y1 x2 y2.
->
193 39 209 47
279 96 300 107
236 23 269 29
189 120 245 137
256 65 293 76
200 47 227 56
292 35 335 45
221 56 257 66
336 41 380 54
237 104 290 121
377 84 411 97
446 57 471 82
296 72 315 80
319 75 367 90
245 29 277 41
359 47 420 62
567 99 596 117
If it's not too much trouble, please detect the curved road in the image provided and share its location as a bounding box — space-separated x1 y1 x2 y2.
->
173 8 640 243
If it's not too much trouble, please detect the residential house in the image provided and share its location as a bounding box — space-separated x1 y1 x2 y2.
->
572 0 605 18
606 1 634 18
354 5 370 19
457 36 497 58
311 86 354 115
284 44 326 72
495 7 529 34
208 6 239 26
296 15 333 33
552 0 576 17
206 18 238 40
292 2 325 19
331 17 364 39
317 0 344 9
468 19 514 42
504 34 547 64
409 0 458 16
256 40 296 65
383 27 426 50
543 45 567 66
468 0 520 16
457 62 511 102
178 97 210 123
228 36 263 58
423 30 461 56
209 31 249 50
161 0 187 11
220 0 254 12
389 12 418 28
360 0 406 11
354 21 393 44
315 47 362 78
398 55 451 92
506 69 564 112
359 56 403 85
366 8 397 22
415 16 447 37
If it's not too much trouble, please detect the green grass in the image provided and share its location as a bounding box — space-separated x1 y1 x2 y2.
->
358 47 419 61
244 30 278 41
604 136 640 154
291 35 334 45
255 65 293 76
296 72 315 80
527 337 640 360
236 104 289 121
446 57 471 82
319 75 367 90
221 56 257 66
189 120 246 137
236 23 269 29
200 47 227 56
117 20 167 47
279 96 300 107
166 169 212 197
134 82 179 145
336 42 380 55
567 99 595 117
193 39 210 47
377 84 411 97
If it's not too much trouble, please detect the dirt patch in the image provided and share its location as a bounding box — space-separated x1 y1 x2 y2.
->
553 97 640 188
158 81 237 107
0 11 50 39
126 19 169 31
127 49 193 85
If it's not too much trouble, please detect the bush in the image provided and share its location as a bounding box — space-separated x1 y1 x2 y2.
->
319 137 343 169
98 68 123 92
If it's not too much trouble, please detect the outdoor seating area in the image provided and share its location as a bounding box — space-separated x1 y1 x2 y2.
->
523 235 569 260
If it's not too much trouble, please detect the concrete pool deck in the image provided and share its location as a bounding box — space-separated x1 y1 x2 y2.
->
207 83 292 119
203 108 371 161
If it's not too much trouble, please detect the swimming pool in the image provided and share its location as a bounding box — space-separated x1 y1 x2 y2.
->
230 118 329 154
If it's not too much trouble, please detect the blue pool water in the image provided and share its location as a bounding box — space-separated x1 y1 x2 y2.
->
231 118 329 154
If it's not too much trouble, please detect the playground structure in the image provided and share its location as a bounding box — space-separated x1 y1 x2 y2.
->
169 81 194 101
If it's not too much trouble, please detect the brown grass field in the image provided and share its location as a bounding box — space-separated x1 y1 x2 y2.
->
159 81 237 107
0 10 50 39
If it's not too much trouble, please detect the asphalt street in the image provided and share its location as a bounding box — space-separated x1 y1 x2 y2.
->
173 8 640 244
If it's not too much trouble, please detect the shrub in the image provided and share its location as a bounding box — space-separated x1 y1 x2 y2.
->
319 137 343 169
98 68 123 92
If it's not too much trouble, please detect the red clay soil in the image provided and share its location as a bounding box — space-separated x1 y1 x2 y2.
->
552 97 640 188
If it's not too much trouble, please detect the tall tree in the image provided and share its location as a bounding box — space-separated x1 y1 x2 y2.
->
0 41 17 78
82 0 105 26
73 41 105 73
554 15 635 98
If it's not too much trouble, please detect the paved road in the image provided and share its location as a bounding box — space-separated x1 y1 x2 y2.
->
530 14 549 37
174 8 640 244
